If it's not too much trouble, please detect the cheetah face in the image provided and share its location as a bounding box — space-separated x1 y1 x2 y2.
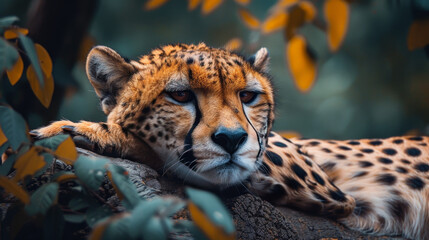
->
86 44 274 186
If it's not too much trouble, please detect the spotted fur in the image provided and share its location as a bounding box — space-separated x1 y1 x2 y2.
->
33 43 428 239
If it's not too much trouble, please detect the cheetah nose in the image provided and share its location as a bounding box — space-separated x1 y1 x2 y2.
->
211 126 248 155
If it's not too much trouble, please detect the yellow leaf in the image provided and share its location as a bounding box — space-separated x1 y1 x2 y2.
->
407 19 429 51
55 137 78 164
188 202 236 240
234 0 250 6
4 28 29 40
144 0 169 10
0 127 7 147
6 54 23 86
27 66 54 108
324 0 349 52
188 0 201 10
262 12 288 34
277 131 301 139
0 176 30 203
239 8 260 30
202 0 223 15
287 35 317 93
34 43 53 77
55 173 77 183
13 146 46 181
299 1 316 22
224 38 242 51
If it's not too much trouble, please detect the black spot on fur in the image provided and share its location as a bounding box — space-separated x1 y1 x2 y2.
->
149 136 156 143
265 151 283 166
329 189 347 202
321 148 332 153
142 107 150 114
393 139 403 144
311 171 325 185
359 161 373 168
406 177 425 190
321 162 336 171
353 171 368 178
264 184 288 201
304 159 313 167
376 173 396 185
284 177 304 190
369 140 382 146
144 124 150 131
378 157 393 164
382 148 397 156
347 141 360 145
258 162 272 175
401 159 411 164
408 136 423 141
354 198 372 217
273 141 287 147
100 123 109 131
388 199 409 222
186 58 194 64
415 163 429 172
335 154 346 160
405 147 421 157
291 164 307 180
309 141 320 146
361 148 374 153
313 192 328 203
354 153 364 157
396 167 408 174
338 146 351 151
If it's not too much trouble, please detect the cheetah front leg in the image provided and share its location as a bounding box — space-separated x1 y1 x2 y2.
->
31 120 162 169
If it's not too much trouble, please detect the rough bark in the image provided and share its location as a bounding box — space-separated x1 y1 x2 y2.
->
0 149 404 239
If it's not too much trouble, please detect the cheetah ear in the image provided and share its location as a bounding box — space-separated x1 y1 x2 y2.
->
86 46 137 114
248 47 270 73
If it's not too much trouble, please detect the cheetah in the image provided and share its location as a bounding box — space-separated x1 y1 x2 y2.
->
32 43 429 239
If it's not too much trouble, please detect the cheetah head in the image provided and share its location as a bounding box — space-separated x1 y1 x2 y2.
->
86 43 274 187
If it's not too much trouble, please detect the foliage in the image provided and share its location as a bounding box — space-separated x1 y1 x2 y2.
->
147 0 429 94
0 16 54 108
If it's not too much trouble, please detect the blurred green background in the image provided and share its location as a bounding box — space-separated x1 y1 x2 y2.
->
1 0 429 139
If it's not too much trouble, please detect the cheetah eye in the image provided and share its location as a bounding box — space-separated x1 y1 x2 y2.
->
167 90 193 103
239 91 258 104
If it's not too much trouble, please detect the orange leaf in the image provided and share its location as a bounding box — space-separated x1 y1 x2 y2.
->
144 0 169 10
0 126 7 147
188 202 236 240
55 173 77 183
6 54 23 86
287 35 317 93
34 43 53 77
106 171 125 200
55 137 78 164
202 0 223 15
262 12 288 34
234 0 250 6
407 19 429 51
188 0 201 10
224 38 242 51
0 176 30 204
13 146 46 181
324 0 349 52
27 66 54 108
239 8 260 30
4 28 29 40
299 1 316 22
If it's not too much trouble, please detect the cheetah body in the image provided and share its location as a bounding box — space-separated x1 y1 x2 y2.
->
34 43 429 239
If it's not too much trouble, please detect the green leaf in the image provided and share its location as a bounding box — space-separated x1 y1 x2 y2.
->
107 164 140 210
0 153 17 176
86 205 112 227
0 16 19 30
25 182 59 216
74 155 108 190
186 187 235 234
0 106 29 151
18 34 44 87
127 199 167 239
0 38 19 77
141 216 167 240
43 205 64 240
102 216 133 240
35 134 69 151
64 214 86 223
